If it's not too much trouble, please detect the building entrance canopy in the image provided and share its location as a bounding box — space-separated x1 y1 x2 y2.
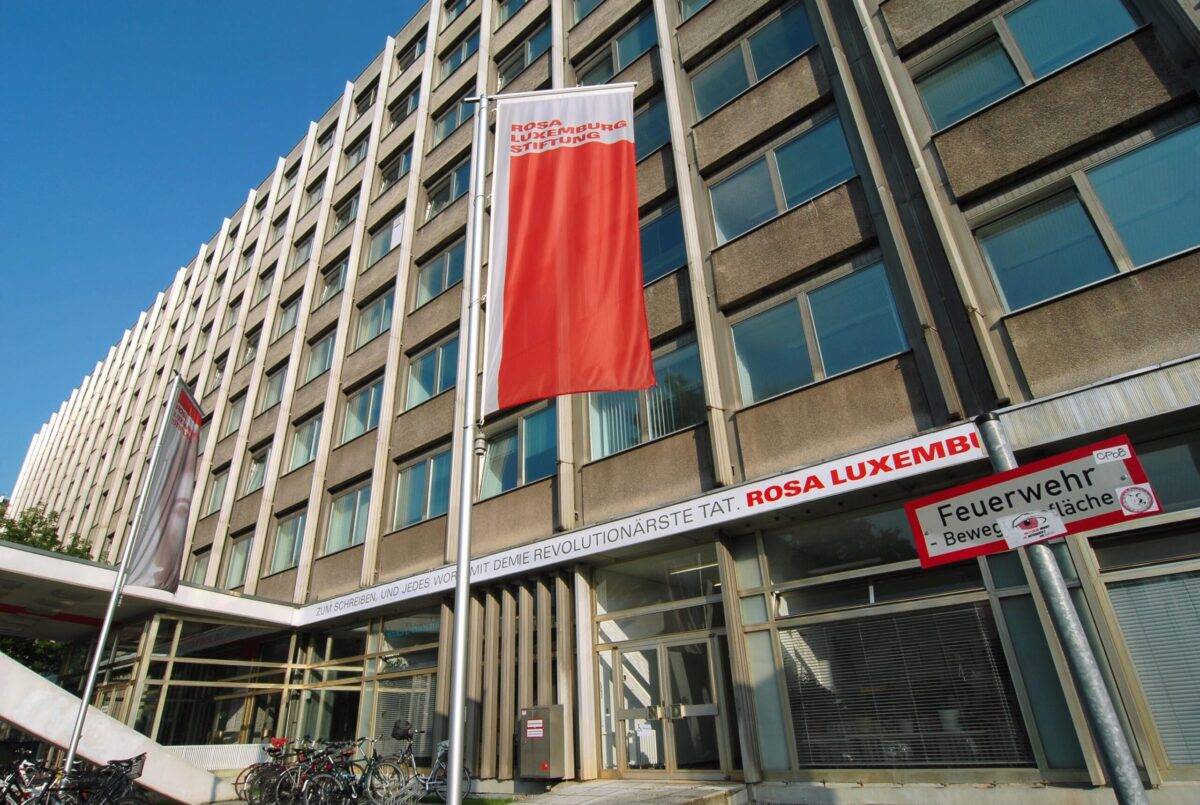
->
0 422 986 640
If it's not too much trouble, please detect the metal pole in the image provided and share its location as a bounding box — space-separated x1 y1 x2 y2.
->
63 377 183 773
446 93 490 805
975 413 1147 804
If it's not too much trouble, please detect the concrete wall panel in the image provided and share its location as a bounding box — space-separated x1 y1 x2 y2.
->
1006 253 1200 398
734 354 932 478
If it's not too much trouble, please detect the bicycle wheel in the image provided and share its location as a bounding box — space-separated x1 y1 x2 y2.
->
246 764 283 805
234 763 259 800
301 773 342 805
273 767 303 805
364 761 406 805
430 764 472 802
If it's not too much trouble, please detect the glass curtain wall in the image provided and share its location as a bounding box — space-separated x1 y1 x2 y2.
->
128 608 440 763
726 493 1108 780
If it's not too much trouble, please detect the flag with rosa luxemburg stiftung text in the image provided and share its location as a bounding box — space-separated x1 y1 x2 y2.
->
483 84 654 415
125 379 203 592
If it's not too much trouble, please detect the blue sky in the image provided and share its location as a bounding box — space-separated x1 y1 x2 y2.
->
0 0 422 497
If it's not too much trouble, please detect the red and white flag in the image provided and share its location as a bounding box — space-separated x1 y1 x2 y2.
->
483 84 654 415
125 378 203 592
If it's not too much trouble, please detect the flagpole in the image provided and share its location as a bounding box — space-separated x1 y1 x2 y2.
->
446 92 490 805
62 374 185 774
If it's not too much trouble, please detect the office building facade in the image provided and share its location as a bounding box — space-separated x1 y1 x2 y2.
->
7 0 1200 799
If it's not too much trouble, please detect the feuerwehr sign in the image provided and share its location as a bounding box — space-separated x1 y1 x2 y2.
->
905 435 1159 568
297 423 985 624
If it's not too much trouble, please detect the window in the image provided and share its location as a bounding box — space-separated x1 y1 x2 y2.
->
916 40 1022 132
305 178 325 212
1085 123 1199 268
282 165 299 193
275 297 300 339
415 238 465 305
223 395 246 436
916 0 1135 130
354 82 377 120
390 85 421 130
291 233 314 271
188 548 211 584
260 365 287 411
498 0 528 25
710 114 855 244
379 145 413 193
432 92 475 146
253 266 275 305
317 127 335 156
330 195 359 237
318 258 347 306
342 378 385 442
640 204 686 283
682 0 713 20
479 403 556 498
573 0 602 23
356 292 394 347
444 0 471 24
692 2 814 118
589 339 705 459
223 228 237 256
290 413 323 470
270 511 307 573
977 192 1115 311
368 211 406 265
306 332 336 382
406 336 459 408
440 28 480 80
579 12 656 85
209 357 227 395
498 24 551 87
325 483 371 553
205 469 228 515
223 534 251 589
222 299 241 333
633 95 670 160
243 445 270 493
976 122 1199 311
342 135 369 175
426 158 471 219
731 261 907 404
394 449 452 529
270 213 288 244
241 329 260 367
237 245 256 278
397 35 426 72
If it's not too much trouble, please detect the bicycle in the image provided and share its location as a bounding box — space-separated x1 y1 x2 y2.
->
236 738 291 805
389 722 472 803
54 754 148 805
1 748 56 805
301 738 405 805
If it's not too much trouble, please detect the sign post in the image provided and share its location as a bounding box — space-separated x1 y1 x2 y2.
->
918 414 1148 804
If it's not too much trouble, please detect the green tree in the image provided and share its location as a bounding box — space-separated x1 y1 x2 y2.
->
0 501 93 676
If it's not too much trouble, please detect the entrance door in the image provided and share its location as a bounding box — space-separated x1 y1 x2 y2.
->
614 637 727 776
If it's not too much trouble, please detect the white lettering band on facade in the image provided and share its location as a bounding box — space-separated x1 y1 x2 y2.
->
296 423 985 624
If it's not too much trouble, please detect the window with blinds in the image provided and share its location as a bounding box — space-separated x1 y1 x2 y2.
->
1107 571 1200 766
371 673 437 764
778 602 1034 768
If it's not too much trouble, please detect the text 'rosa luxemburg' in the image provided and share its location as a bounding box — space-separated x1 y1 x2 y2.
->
509 119 628 154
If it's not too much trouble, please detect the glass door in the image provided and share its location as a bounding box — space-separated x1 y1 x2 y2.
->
664 641 722 771
617 646 666 770
613 637 728 776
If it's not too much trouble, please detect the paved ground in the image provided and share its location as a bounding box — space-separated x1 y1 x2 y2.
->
514 780 747 804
